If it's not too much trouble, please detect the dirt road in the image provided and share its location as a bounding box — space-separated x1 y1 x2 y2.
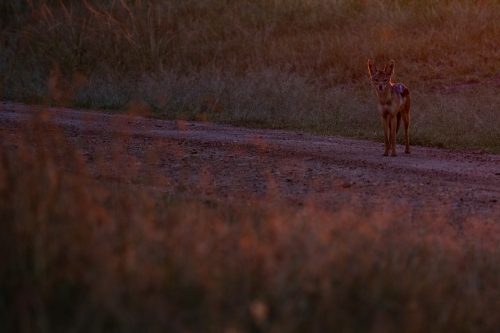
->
1 101 499 222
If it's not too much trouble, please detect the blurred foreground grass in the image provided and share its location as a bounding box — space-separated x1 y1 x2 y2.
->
0 100 499 333
1 0 500 151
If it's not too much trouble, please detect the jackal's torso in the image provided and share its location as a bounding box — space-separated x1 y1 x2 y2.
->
377 83 410 117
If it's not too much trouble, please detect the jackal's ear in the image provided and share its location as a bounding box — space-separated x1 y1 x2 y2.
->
367 59 375 76
385 60 395 76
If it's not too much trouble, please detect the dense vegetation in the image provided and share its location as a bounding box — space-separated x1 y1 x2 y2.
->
1 0 500 150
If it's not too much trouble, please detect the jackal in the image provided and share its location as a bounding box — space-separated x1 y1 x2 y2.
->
367 60 411 156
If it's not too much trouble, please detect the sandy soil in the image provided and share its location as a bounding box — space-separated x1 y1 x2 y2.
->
1 101 499 222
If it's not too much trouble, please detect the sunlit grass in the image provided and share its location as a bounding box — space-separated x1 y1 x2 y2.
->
1 0 500 151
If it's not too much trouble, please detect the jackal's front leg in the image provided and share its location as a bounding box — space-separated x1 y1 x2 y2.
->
390 115 397 156
382 116 390 156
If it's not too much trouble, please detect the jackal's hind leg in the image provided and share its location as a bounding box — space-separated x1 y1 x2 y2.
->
403 112 410 153
390 115 397 156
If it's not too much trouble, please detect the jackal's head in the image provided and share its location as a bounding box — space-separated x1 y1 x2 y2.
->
367 60 394 93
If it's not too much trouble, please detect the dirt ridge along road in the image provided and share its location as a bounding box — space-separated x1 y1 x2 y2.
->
1 101 499 222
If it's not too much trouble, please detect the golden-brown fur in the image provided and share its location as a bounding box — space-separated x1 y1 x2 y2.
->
367 60 411 156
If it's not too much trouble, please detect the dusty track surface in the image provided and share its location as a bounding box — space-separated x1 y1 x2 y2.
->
1 101 499 222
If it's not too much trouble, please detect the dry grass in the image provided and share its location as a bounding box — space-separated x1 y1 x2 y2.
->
1 3 500 331
1 0 500 151
1 106 499 333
